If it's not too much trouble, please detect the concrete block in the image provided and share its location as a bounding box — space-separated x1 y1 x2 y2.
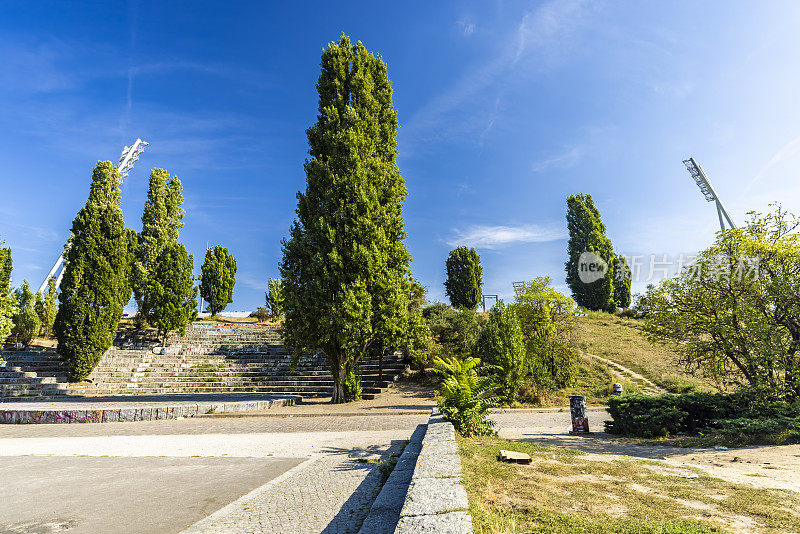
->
418 439 458 458
395 511 473 533
359 507 402 534
400 478 469 517
412 453 462 479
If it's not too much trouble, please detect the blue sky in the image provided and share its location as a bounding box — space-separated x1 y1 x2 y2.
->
2 1 800 310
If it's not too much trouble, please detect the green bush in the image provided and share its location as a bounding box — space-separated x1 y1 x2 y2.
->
527 337 578 390
428 355 498 436
712 416 800 445
605 391 800 438
12 281 40 345
423 302 486 358
477 302 525 404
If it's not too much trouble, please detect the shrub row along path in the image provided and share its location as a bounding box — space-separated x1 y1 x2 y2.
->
0 383 434 534
493 409 800 494
582 350 666 395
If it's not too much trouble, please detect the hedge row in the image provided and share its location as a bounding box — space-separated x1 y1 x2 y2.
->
605 391 799 438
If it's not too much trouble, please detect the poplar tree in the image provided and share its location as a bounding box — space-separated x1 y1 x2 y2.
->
0 244 15 344
444 246 483 310
133 169 184 322
281 35 410 403
199 245 237 316
565 194 616 312
613 255 632 309
142 241 197 343
35 278 58 336
265 278 283 318
12 281 40 345
54 161 129 381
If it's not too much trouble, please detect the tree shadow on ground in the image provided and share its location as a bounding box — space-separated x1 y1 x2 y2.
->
320 438 411 533
321 438 409 462
512 432 695 461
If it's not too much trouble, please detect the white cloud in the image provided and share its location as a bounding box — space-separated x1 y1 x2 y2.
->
531 146 583 172
402 0 591 153
457 20 475 36
747 134 800 191
448 224 567 249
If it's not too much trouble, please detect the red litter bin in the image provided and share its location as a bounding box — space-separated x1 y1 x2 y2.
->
569 395 591 434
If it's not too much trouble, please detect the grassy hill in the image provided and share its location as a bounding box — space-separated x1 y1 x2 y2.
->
571 311 714 400
531 311 714 406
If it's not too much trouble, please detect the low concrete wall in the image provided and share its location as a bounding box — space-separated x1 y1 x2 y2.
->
359 409 473 533
0 395 300 424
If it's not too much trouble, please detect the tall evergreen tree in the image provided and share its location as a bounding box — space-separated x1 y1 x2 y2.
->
35 278 58 336
0 244 15 344
613 255 632 309
265 278 284 318
444 246 482 310
142 241 197 343
280 35 410 403
565 194 616 312
12 281 40 345
133 169 184 321
199 245 237 316
54 161 129 381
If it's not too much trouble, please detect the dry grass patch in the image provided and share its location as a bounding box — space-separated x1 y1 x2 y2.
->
573 312 715 394
459 435 800 533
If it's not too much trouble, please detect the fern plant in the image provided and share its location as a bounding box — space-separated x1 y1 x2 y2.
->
428 356 498 436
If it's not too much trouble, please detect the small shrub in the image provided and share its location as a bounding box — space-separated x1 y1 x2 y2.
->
615 308 638 319
527 337 578 390
476 302 525 404
428 356 498 437
605 390 800 439
423 303 486 358
251 307 270 322
712 416 800 445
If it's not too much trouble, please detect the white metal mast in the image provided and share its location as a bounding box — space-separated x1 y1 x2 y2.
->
37 139 149 294
683 157 736 232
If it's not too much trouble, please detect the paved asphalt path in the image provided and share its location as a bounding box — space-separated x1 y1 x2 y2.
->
0 456 302 534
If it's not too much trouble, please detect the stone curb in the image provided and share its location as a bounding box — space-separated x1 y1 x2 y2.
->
358 409 473 534
0 396 300 424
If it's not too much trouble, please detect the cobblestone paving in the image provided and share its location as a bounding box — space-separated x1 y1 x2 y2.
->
183 452 401 534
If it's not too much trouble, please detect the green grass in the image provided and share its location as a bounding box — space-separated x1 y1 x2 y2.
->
573 312 714 394
459 434 800 534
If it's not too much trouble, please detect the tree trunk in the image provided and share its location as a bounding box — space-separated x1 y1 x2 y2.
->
332 361 346 404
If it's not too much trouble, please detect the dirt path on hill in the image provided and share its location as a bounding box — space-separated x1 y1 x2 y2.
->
583 351 667 395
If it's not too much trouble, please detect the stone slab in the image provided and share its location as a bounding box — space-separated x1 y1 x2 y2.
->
412 452 462 479
395 511 473 533
400 477 469 517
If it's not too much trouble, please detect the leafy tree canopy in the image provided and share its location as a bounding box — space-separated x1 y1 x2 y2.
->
199 245 237 316
643 206 800 400
280 34 410 403
142 241 197 343
444 246 482 310
565 193 616 312
54 161 129 381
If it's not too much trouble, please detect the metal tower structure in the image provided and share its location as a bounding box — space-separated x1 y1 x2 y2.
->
683 157 736 232
37 139 149 294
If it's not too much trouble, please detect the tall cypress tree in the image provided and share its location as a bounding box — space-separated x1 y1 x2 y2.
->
142 241 197 344
565 193 616 312
12 281 40 345
199 245 237 316
54 161 129 381
613 254 632 309
444 246 483 310
134 169 184 322
280 34 410 403
0 244 15 344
